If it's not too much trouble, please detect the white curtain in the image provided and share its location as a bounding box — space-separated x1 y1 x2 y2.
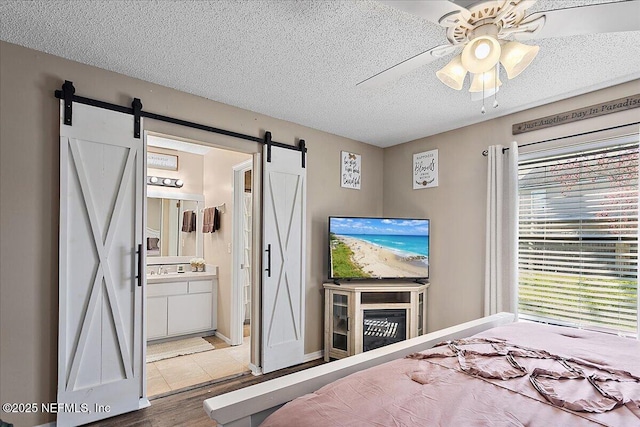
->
484 141 519 316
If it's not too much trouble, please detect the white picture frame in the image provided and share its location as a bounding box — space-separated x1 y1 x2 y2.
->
413 149 438 189
341 151 361 190
147 152 178 170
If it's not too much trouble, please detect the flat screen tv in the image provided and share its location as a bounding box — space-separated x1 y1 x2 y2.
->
329 216 429 281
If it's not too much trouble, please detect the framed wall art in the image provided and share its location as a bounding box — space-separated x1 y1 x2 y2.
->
341 151 361 190
413 149 438 189
147 152 178 170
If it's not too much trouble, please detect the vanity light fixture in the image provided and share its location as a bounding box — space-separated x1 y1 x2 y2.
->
147 176 184 188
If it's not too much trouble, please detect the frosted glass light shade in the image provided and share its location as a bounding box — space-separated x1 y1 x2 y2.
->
469 71 502 92
500 41 539 79
461 36 501 74
436 55 467 90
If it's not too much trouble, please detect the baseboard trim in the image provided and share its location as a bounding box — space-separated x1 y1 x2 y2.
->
249 363 262 376
247 351 322 376
34 422 56 427
215 331 231 345
303 350 323 363
139 397 150 409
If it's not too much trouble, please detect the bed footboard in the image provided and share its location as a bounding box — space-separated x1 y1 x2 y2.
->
203 312 515 427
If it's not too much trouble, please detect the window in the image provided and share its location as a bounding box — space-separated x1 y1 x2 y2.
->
518 136 639 337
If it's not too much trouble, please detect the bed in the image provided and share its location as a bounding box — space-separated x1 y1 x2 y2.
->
203 313 640 426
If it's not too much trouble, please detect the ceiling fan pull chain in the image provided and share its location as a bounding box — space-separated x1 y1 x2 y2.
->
493 63 499 109
481 71 485 114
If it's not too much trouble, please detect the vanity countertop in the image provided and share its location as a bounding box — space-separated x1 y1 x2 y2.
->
147 271 216 284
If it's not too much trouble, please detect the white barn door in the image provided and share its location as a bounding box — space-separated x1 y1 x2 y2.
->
262 145 306 373
58 101 144 426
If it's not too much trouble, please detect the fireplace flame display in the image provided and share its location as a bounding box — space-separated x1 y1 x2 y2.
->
363 309 407 352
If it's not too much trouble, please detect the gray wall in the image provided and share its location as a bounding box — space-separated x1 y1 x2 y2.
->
383 79 640 333
0 41 383 426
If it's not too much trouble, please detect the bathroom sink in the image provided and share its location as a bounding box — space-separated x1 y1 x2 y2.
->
147 271 180 276
146 270 216 284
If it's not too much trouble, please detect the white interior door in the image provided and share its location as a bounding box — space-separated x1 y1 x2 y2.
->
232 160 252 346
243 190 252 322
262 145 306 373
58 101 144 426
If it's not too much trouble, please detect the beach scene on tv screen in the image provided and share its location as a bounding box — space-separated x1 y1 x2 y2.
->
330 218 429 279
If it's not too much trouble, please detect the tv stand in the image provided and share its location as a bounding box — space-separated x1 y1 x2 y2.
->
323 281 429 361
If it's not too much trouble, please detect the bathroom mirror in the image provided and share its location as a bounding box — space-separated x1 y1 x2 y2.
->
146 189 204 259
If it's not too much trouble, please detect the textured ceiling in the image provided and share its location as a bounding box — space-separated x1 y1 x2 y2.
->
1 0 639 147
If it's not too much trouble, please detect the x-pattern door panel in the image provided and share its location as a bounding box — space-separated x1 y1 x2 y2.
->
58 101 143 426
262 146 306 373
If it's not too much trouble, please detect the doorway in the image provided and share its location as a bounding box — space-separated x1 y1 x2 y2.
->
57 93 307 426
143 134 255 397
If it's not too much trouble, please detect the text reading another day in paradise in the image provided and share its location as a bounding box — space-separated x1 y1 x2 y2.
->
513 94 640 134
2 402 111 414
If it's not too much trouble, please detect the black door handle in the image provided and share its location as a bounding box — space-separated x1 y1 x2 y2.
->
136 243 143 287
265 244 271 278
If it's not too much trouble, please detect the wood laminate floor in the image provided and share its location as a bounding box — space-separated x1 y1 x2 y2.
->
90 359 324 427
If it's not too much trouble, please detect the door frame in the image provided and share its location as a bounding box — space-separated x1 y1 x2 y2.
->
231 159 253 346
141 132 263 378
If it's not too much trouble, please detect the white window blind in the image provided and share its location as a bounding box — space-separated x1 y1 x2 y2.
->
518 137 639 336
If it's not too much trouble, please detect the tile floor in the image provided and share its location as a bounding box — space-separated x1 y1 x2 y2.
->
147 331 251 397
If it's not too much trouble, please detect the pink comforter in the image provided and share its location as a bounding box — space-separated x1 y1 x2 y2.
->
261 322 640 426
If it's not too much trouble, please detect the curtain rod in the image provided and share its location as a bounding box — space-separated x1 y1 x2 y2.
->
481 121 640 156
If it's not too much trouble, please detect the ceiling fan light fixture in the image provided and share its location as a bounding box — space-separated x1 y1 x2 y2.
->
436 55 467 90
474 41 491 60
469 71 502 93
500 41 540 79
461 35 501 74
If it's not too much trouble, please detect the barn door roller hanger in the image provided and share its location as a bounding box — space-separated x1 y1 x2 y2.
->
55 80 307 167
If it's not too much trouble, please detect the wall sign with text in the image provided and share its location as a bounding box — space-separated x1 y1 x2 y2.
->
341 151 361 190
512 94 640 134
147 152 178 170
413 149 438 189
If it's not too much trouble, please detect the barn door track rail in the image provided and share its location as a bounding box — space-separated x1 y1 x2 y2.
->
55 80 307 167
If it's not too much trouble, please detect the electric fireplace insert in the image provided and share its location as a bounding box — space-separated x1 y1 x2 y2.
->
362 309 407 352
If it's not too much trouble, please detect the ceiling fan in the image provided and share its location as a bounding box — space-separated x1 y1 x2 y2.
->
358 0 640 112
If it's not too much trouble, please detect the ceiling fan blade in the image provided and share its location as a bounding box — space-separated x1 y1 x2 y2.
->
357 45 458 88
516 0 640 41
379 0 469 25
